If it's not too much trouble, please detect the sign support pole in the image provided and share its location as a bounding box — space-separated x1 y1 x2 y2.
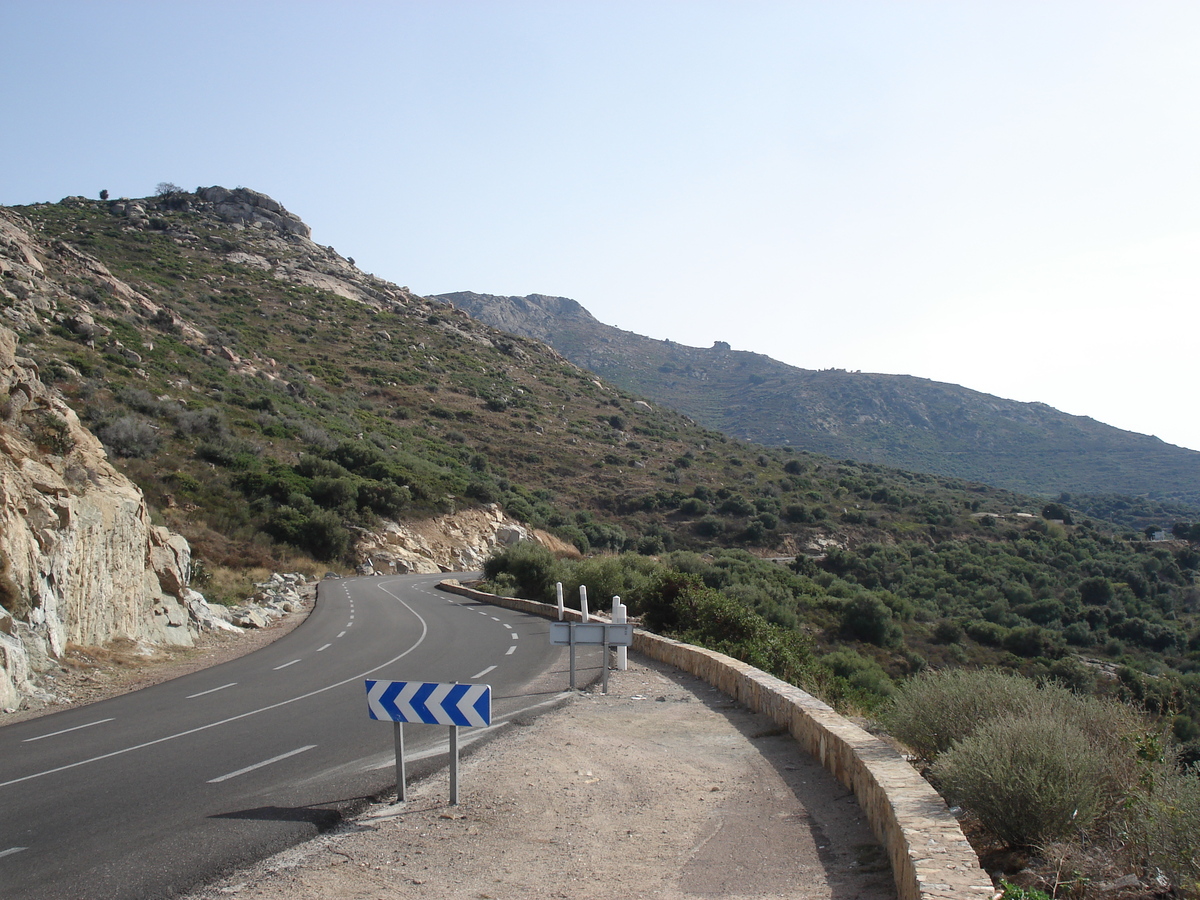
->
601 624 611 694
449 725 460 805
569 626 577 690
394 721 406 802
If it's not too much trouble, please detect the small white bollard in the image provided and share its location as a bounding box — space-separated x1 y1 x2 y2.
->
556 582 565 621
612 596 628 671
579 585 589 623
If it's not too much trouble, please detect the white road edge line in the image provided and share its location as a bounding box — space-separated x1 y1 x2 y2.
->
273 660 301 670
187 683 237 699
23 718 115 742
0 847 27 859
472 665 497 679
207 745 317 783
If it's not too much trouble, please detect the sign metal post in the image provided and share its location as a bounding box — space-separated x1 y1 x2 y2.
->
549 622 634 693
394 721 405 802
366 680 491 805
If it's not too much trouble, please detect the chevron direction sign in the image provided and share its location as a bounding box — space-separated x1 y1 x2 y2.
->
365 680 492 727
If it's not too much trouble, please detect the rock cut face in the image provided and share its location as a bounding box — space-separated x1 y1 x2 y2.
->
0 307 200 707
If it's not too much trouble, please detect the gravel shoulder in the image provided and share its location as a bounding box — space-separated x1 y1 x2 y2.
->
183 653 897 900
0 595 314 726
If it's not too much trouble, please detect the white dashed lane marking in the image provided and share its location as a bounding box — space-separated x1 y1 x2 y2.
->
207 745 316 784
22 719 115 742
187 684 236 700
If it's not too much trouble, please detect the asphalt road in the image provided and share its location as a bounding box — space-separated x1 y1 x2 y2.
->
0 574 594 900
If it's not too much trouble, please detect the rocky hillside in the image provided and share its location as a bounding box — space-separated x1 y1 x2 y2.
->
438 291 1200 507
6 187 1200 729
0 195 569 711
0 316 207 709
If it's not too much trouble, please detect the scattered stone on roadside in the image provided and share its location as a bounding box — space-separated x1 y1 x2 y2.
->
227 572 313 629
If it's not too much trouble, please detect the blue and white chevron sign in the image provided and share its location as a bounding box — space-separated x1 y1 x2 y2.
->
365 680 492 727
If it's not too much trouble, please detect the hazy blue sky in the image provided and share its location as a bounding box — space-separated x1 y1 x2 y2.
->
3 1 1198 450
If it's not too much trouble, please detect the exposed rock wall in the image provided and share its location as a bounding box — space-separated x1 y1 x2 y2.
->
0 323 205 710
353 505 579 575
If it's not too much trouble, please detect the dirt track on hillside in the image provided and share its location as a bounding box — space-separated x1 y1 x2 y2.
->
182 654 896 900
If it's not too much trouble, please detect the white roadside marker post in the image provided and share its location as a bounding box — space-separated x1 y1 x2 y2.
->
574 586 589 691
556 581 565 620
612 596 628 671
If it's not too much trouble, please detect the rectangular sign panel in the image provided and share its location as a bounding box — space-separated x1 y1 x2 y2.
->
365 680 491 727
549 622 634 647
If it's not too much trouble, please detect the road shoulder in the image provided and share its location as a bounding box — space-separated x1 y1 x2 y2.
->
185 653 896 900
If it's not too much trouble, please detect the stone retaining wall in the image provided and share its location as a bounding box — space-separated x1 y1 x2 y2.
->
438 580 995 900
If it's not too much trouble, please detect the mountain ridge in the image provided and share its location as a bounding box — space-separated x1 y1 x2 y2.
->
438 290 1200 506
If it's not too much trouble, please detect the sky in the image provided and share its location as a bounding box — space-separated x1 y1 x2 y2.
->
2 1 1198 451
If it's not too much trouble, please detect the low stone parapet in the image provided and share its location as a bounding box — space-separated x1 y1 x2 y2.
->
438 579 995 900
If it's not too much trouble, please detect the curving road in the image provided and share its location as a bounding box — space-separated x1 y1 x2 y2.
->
0 574 593 900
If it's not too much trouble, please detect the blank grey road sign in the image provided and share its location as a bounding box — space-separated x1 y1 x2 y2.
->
549 622 634 646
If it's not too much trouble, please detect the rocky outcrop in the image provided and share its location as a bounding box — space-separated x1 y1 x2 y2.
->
353 505 577 575
0 323 222 710
195 186 311 238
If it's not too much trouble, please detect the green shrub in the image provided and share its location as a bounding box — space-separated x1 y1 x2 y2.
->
931 710 1106 847
98 415 158 458
29 411 76 456
299 509 351 561
879 668 1045 761
999 883 1051 900
840 594 903 647
932 619 963 643
964 619 1009 646
640 570 817 689
481 541 562 602
821 649 895 706
559 554 658 617
1123 766 1200 897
